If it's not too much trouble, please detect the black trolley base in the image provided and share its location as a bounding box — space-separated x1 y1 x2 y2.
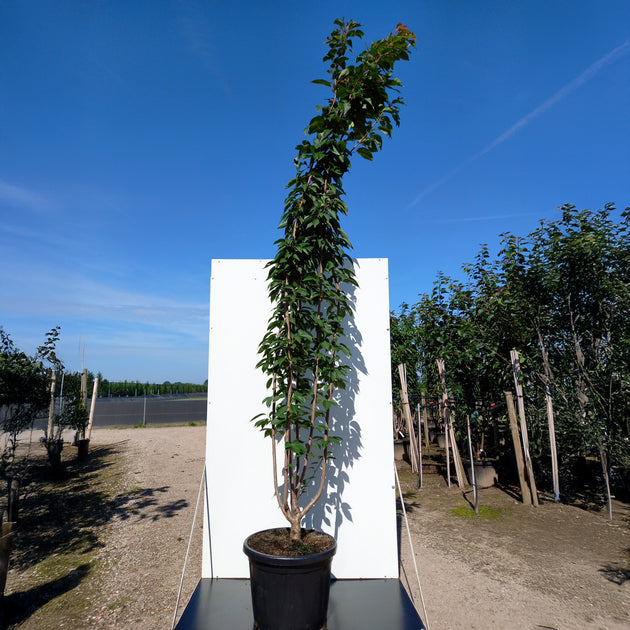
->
175 578 425 629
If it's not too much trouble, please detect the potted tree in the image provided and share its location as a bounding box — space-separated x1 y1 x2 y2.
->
0 327 61 601
57 391 90 462
0 327 62 517
244 18 415 630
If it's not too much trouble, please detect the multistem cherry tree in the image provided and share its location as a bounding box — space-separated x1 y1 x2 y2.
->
255 19 415 541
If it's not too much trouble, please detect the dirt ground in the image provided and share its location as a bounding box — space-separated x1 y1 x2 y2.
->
396 463 630 630
3 425 629 629
3 426 205 629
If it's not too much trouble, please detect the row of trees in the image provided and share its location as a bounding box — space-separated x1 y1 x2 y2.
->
62 373 208 399
391 203 630 486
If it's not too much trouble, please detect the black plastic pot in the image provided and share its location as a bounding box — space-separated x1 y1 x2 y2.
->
77 439 90 461
46 439 64 470
243 529 336 630
6 478 20 524
0 523 15 597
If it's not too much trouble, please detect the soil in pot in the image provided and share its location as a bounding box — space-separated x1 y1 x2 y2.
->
244 528 336 630
247 528 334 557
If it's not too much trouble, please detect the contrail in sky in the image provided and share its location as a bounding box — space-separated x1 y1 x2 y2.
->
407 39 630 209
0 179 52 214
433 212 537 224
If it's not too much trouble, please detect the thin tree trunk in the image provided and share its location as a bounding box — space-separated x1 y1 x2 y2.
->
467 414 478 515
420 396 430 452
290 516 302 540
416 413 423 490
81 368 88 409
441 399 451 488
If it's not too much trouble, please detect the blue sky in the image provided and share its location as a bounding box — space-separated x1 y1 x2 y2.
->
1 1 629 383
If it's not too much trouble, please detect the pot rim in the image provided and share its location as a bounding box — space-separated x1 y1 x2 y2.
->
243 528 337 567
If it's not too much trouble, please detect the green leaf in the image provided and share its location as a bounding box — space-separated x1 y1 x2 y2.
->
286 440 307 457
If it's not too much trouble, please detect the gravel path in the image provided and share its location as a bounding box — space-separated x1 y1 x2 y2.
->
87 426 205 629
91 427 630 629
10 425 627 629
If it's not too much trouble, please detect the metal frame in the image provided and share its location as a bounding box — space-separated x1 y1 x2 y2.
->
175 578 424 629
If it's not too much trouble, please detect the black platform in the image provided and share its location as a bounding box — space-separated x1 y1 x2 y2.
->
175 578 424 629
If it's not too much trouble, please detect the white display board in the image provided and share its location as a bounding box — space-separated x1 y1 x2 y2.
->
202 258 398 579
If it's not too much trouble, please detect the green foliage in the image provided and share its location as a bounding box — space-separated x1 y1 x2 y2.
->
255 19 415 536
390 304 424 407
57 393 90 438
392 203 630 475
0 326 64 491
0 327 63 439
54 372 208 398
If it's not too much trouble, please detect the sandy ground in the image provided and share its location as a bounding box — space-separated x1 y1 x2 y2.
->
6 425 629 629
87 426 206 628
396 468 630 630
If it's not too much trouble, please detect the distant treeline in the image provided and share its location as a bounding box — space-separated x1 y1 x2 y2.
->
59 370 208 398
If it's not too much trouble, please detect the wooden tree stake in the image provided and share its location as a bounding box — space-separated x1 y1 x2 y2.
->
510 350 539 506
539 340 560 502
599 444 613 521
46 371 57 440
87 377 99 440
505 391 531 506
398 364 419 473
420 395 430 452
545 391 560 502
436 358 467 488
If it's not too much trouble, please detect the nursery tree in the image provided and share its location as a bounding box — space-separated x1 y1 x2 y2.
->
57 392 90 440
255 19 416 541
390 304 424 407
0 327 62 436
0 327 63 516
393 203 630 481
529 204 630 465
